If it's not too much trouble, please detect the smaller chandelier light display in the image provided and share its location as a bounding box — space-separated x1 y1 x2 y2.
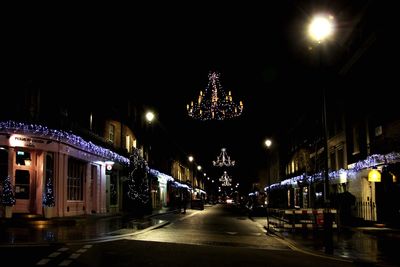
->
213 148 235 167
187 71 244 120
219 171 232 187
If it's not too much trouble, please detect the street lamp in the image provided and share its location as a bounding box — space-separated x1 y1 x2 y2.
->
308 13 335 204
144 110 156 164
145 111 155 124
264 138 272 232
308 13 335 254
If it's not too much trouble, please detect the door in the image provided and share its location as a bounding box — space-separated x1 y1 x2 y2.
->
14 150 35 213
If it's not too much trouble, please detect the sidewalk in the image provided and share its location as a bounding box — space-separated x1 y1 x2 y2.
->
0 208 175 246
250 216 400 266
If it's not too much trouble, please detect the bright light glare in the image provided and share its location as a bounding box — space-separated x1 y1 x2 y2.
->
308 15 334 42
145 111 155 122
265 139 272 148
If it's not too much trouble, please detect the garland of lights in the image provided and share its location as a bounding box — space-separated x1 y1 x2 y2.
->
213 148 235 167
266 152 400 192
0 121 129 165
187 71 244 120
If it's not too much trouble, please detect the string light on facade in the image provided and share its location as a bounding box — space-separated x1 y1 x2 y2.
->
0 121 130 164
187 71 244 120
213 148 235 167
265 152 400 192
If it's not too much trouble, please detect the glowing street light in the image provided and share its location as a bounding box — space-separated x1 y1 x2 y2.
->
265 139 272 148
145 111 155 123
308 14 335 43
308 13 335 255
188 155 194 162
264 138 273 232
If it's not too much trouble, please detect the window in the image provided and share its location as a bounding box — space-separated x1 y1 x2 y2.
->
338 148 344 169
0 148 8 180
352 126 360 155
109 124 115 143
67 158 85 201
132 139 137 149
16 150 31 166
330 151 336 170
126 135 130 152
15 170 30 199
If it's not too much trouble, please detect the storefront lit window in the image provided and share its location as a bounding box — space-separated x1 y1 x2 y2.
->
67 157 85 201
16 150 31 166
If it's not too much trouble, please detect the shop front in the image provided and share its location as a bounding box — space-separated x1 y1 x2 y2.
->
0 122 129 218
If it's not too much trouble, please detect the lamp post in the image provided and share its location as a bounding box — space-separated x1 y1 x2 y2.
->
145 110 156 213
264 138 272 232
308 13 335 254
145 111 155 163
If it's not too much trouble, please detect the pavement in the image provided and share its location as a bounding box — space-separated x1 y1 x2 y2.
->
250 216 400 266
0 208 174 246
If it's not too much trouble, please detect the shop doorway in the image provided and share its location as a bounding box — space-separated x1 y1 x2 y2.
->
14 150 35 213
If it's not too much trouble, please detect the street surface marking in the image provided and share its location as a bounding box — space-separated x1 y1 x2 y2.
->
48 252 61 258
226 232 238 235
36 258 50 265
178 211 201 221
58 247 69 252
76 249 87 253
59 260 73 266
69 253 81 259
251 233 262 236
83 245 92 249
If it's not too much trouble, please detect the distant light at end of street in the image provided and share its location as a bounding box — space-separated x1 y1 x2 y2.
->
188 156 194 162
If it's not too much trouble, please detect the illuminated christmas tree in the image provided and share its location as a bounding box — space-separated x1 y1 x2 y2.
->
127 149 149 206
43 177 55 207
1 176 16 206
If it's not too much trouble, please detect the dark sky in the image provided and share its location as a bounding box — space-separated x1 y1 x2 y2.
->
5 1 382 188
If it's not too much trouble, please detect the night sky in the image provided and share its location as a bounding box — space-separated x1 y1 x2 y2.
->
5 1 384 189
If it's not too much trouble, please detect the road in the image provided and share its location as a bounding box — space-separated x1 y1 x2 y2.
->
0 204 367 266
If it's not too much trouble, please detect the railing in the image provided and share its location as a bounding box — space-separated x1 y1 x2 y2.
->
268 208 337 231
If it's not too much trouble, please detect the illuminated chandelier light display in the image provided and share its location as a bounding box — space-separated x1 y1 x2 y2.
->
213 148 235 167
187 71 244 120
219 171 232 187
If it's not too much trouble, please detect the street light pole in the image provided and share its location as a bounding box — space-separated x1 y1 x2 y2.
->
308 13 335 254
264 139 272 233
145 110 155 213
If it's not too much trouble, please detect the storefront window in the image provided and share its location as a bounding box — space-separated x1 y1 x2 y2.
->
16 150 31 166
67 157 85 201
0 148 8 179
15 169 30 199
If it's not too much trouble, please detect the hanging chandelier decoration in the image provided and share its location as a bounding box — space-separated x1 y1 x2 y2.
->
213 148 235 167
187 71 244 120
219 171 232 187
